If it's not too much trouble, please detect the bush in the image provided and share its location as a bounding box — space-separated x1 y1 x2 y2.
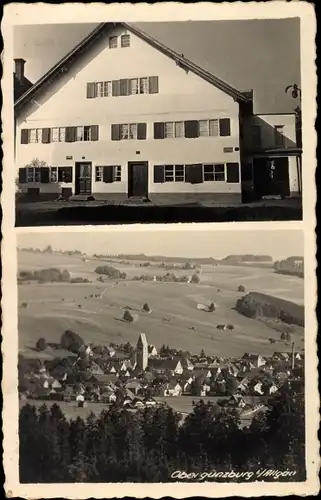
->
95 265 126 279
36 338 47 351
142 303 151 312
238 285 246 292
123 310 138 323
60 330 84 353
208 302 216 312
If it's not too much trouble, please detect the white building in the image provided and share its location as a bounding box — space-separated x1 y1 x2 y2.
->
15 23 302 204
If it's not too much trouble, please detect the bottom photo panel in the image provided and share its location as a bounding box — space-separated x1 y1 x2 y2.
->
17 225 306 485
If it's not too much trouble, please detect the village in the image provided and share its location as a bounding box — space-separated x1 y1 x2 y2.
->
19 328 305 425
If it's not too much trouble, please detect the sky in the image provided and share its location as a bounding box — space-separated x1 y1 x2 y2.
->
13 18 301 113
17 228 303 261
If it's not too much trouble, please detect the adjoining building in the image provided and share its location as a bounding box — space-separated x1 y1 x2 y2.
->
15 22 302 204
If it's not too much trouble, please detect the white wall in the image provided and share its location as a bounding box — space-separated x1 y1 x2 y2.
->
16 26 241 196
243 113 297 151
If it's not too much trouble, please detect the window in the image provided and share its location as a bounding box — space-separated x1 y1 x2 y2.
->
58 167 73 183
209 119 219 137
76 126 84 141
175 122 184 138
165 122 174 139
59 128 66 142
130 78 139 95
112 123 146 141
155 165 185 183
121 34 130 47
203 164 225 182
28 129 42 143
50 167 58 183
199 120 209 137
251 126 261 147
174 164 184 182
96 81 112 97
198 119 222 137
274 125 285 147
139 77 149 94
164 165 174 182
26 167 41 182
95 166 122 182
109 36 118 49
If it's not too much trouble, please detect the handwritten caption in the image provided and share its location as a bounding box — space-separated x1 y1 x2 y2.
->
171 469 297 481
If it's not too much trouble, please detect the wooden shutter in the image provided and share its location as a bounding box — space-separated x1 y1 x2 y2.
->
40 167 50 183
119 79 129 96
20 129 29 144
154 165 165 183
154 122 165 139
103 166 114 183
91 125 99 141
226 163 240 183
149 76 159 94
184 121 199 138
66 127 76 142
42 128 51 144
219 118 231 137
111 124 121 141
64 167 73 183
137 123 147 140
112 80 120 97
185 164 203 184
86 82 97 99
18 168 27 183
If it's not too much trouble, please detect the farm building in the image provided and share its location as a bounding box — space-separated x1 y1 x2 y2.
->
15 22 301 204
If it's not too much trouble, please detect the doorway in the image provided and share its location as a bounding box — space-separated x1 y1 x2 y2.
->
253 157 290 199
128 162 148 198
75 162 92 195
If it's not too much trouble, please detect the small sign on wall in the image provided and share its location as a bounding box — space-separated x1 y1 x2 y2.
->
66 156 73 160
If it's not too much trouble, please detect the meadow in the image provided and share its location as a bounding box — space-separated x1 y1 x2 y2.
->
18 251 304 358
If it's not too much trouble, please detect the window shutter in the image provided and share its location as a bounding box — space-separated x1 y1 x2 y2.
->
86 82 97 99
226 163 240 183
154 122 165 139
103 166 114 183
19 168 27 183
21 129 29 144
149 76 159 94
64 167 73 183
137 123 147 140
42 128 51 144
66 127 76 142
91 125 99 141
112 80 120 97
154 165 165 183
119 79 129 96
185 164 203 184
111 124 121 141
219 118 231 137
184 120 199 138
40 167 50 183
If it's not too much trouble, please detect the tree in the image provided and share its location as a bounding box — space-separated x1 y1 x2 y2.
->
60 330 84 353
200 348 206 358
191 273 200 284
36 337 47 351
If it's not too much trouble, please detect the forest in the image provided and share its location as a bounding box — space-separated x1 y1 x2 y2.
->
19 387 305 483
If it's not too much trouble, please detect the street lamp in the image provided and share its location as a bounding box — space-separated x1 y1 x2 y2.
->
285 83 301 101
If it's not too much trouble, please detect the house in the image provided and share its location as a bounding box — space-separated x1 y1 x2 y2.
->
229 394 246 408
76 394 87 408
163 380 183 397
242 354 266 368
237 378 249 393
252 381 264 395
15 23 301 204
193 369 212 380
63 385 76 402
148 345 158 357
148 358 183 375
125 380 143 395
90 374 119 386
101 389 117 404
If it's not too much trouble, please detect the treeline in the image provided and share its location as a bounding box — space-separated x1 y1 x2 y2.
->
95 253 219 265
132 272 200 283
221 255 273 263
18 268 91 284
274 257 304 278
95 265 126 279
236 292 304 327
19 388 305 483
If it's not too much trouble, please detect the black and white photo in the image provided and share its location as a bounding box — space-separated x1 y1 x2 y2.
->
13 17 303 225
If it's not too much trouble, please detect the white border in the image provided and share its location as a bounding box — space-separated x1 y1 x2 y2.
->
2 2 319 498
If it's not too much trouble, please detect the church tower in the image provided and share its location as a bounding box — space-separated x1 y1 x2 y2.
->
136 333 148 371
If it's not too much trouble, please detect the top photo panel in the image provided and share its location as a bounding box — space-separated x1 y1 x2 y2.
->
13 18 305 226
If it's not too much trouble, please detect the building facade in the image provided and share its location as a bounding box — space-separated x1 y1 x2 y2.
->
15 23 302 204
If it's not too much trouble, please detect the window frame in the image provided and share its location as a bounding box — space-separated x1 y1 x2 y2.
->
109 36 118 49
121 34 130 48
203 163 226 182
50 167 58 183
95 165 122 182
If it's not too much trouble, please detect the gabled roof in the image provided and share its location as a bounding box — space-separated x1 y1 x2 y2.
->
14 22 251 110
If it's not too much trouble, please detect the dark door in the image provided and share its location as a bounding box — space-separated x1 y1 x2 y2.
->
75 162 92 195
128 162 148 197
253 157 289 198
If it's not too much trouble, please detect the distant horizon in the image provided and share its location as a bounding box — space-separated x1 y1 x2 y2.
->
17 228 304 262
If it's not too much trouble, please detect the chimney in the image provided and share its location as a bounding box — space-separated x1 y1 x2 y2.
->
14 58 26 83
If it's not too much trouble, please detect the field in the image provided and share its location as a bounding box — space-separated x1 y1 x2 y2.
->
18 251 305 358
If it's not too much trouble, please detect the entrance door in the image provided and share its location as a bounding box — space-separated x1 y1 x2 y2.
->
128 162 148 197
253 157 290 199
75 162 92 195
